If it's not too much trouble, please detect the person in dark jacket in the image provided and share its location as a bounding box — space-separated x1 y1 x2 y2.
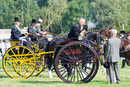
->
11 17 31 48
11 17 25 40
27 19 41 41
120 30 126 39
68 18 90 45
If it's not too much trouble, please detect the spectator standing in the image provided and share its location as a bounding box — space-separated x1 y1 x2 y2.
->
104 29 121 84
5 40 11 51
0 39 5 57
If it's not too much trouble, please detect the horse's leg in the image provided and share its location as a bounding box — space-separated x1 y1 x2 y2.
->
48 67 53 78
98 55 106 72
47 54 53 78
98 49 106 72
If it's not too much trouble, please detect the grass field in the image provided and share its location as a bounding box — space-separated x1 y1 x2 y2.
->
0 59 130 87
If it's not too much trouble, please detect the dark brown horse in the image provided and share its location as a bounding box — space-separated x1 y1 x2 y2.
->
100 28 130 60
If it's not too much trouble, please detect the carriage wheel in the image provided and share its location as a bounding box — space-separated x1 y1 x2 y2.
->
54 41 99 83
2 46 36 79
31 45 47 76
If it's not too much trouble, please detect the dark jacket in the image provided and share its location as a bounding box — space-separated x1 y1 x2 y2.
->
121 35 126 39
27 25 37 39
11 25 25 40
68 23 81 39
35 24 43 35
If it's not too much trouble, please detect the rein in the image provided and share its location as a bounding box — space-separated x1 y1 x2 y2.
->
88 40 97 46
47 32 66 37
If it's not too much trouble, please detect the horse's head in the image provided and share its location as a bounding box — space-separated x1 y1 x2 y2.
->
86 31 105 51
100 27 112 39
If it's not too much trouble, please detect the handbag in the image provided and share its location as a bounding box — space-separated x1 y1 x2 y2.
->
103 62 110 68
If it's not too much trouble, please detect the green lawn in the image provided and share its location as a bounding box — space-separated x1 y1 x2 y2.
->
0 59 130 87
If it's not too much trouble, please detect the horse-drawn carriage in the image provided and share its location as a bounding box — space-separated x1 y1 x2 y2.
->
2 30 111 83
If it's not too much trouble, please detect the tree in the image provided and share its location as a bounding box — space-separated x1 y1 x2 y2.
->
36 0 48 8
89 0 130 30
62 0 89 32
40 0 68 34
0 0 40 29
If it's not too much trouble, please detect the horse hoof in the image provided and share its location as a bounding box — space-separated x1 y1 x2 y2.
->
49 76 53 78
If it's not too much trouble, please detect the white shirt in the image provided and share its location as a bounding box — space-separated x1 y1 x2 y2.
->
15 25 20 30
80 26 83 31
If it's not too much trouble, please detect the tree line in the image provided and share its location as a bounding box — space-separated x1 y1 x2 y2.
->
0 0 130 34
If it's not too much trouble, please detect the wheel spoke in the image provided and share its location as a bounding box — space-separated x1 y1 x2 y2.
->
59 56 73 62
10 49 18 59
22 47 25 55
77 66 83 82
62 50 75 62
70 66 75 82
68 46 76 59
78 66 90 77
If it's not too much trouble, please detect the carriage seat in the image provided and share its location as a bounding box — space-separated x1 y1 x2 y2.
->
57 38 78 45
8 39 21 46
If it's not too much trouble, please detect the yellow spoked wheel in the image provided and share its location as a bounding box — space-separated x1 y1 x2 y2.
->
31 45 46 76
33 55 46 76
2 46 36 79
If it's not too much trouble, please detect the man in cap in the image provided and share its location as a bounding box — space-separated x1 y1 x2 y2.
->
27 19 41 41
11 17 31 48
35 18 48 43
35 18 45 35
120 30 126 39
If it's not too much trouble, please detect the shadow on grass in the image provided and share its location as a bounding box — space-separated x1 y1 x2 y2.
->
92 80 108 84
0 75 9 78
20 80 65 84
